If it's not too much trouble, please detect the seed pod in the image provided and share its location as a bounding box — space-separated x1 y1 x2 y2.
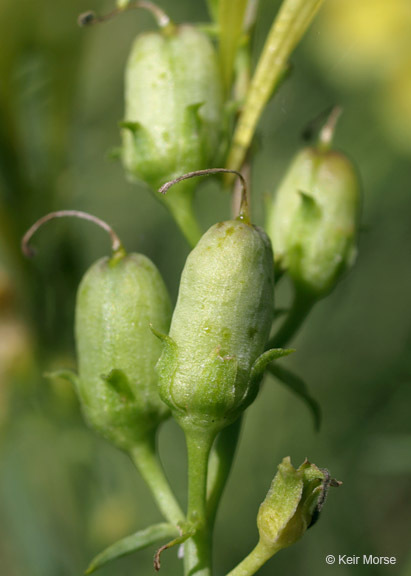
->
267 109 361 298
155 170 289 436
75 250 171 450
121 24 224 245
22 211 171 452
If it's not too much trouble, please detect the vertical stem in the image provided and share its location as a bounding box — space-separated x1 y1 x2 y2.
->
184 428 216 576
207 417 242 528
130 434 185 526
160 183 202 248
226 0 325 173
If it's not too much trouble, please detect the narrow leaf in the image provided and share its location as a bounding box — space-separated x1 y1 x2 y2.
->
85 523 179 574
250 348 295 387
268 364 321 431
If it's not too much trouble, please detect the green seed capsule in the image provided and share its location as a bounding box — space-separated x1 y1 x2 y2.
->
156 218 278 435
22 211 171 453
75 251 171 451
267 116 361 298
121 25 224 245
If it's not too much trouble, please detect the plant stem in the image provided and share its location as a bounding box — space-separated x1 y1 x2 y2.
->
160 182 202 248
226 541 273 576
184 428 216 576
267 289 315 349
130 434 184 526
226 0 325 173
218 0 248 96
207 417 242 527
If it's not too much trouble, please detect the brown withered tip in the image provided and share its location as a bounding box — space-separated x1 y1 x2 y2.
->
78 11 97 27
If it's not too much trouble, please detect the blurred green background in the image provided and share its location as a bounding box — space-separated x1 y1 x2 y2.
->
1 0 411 575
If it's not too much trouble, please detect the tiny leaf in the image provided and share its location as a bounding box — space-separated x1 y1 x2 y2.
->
85 523 179 574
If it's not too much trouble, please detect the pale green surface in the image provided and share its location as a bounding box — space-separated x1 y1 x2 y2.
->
76 253 171 449
268 147 360 296
157 220 274 432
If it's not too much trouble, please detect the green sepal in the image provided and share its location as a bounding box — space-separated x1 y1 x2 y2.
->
85 523 179 575
268 363 321 431
101 369 135 402
119 120 155 167
183 102 204 135
154 525 196 571
298 191 322 221
182 103 206 165
150 324 176 347
44 369 79 394
250 348 295 387
118 120 140 134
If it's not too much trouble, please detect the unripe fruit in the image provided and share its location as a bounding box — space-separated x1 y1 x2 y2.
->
122 25 224 245
22 211 171 452
267 116 361 298
157 219 275 434
75 251 171 451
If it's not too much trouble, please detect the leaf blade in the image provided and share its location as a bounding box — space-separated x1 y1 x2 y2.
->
85 523 179 574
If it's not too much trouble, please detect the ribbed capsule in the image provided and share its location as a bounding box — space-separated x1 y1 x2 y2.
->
122 25 224 244
156 219 275 433
75 252 171 451
267 146 361 297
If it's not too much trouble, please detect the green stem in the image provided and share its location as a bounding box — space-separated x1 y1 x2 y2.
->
268 289 315 349
184 428 216 576
218 0 248 96
226 541 273 576
206 0 219 23
226 0 325 173
207 417 242 528
130 434 185 526
160 183 202 248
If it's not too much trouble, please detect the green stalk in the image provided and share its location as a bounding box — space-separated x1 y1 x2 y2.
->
207 417 242 527
183 428 216 576
226 541 277 576
130 434 185 526
218 0 248 95
226 0 325 173
160 181 202 248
